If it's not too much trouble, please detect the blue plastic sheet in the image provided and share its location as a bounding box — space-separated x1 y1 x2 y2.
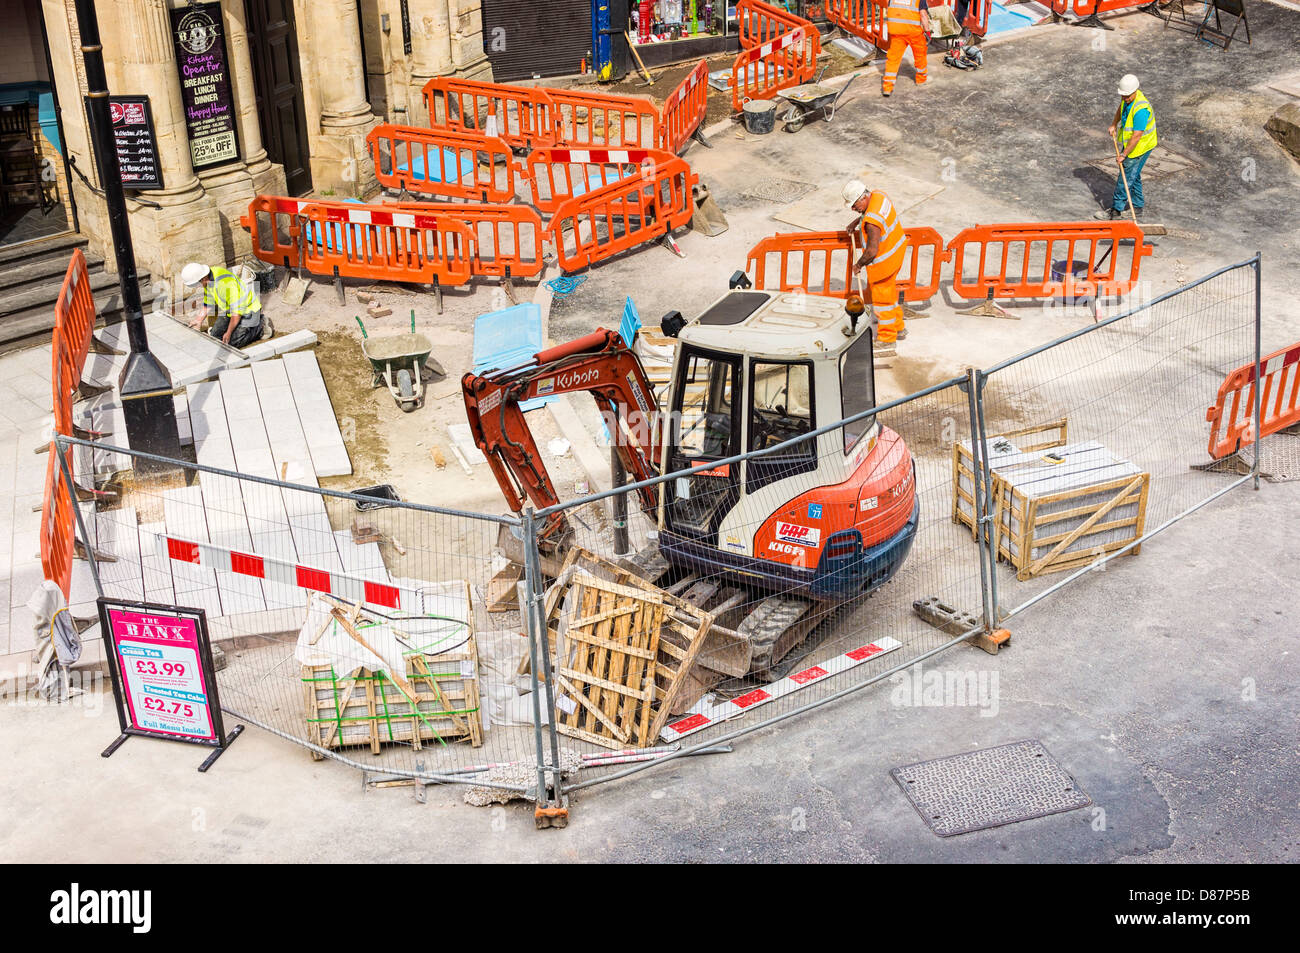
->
473 303 555 410
396 147 475 185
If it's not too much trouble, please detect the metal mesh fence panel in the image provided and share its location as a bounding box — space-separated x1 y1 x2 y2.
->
50 256 1261 809
530 376 993 787
980 257 1260 619
62 440 553 795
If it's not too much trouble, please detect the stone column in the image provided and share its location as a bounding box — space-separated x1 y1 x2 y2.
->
103 0 224 284
448 0 491 81
310 0 378 197
406 0 453 128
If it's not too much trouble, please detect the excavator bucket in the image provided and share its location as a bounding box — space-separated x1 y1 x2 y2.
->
691 182 729 237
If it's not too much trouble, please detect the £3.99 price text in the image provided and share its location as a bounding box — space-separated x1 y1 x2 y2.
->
134 659 186 677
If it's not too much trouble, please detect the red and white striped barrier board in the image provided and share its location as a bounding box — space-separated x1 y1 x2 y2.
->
738 26 808 64
660 636 903 741
542 148 656 165
152 533 413 610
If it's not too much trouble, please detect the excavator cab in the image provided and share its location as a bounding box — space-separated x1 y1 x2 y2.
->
658 290 918 602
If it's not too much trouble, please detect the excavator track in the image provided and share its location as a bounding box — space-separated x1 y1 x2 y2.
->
620 545 836 680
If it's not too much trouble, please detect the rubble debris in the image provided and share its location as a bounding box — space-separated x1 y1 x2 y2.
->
463 748 583 806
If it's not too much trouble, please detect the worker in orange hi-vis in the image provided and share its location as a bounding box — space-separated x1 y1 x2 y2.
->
882 0 932 97
843 179 909 346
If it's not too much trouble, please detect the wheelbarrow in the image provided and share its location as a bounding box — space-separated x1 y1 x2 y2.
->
355 312 437 413
777 72 860 133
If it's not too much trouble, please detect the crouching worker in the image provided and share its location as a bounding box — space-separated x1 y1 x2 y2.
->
181 262 269 348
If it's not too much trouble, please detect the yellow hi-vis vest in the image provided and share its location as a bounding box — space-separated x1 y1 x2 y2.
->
204 267 262 327
1119 91 1158 160
886 0 924 34
860 190 907 267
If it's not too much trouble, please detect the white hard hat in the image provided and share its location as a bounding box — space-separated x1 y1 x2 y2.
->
841 179 868 207
181 262 210 287
1117 74 1139 96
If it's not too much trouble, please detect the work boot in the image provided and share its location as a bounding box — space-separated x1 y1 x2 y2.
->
1093 208 1121 220
882 89 892 97
897 327 909 341
1133 206 1144 220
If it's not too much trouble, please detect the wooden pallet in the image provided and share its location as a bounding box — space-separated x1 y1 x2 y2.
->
992 469 1150 581
554 572 664 749
952 417 1069 538
542 548 715 741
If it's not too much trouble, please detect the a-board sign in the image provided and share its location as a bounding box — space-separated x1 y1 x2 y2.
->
108 97 164 191
98 597 242 771
169 2 241 170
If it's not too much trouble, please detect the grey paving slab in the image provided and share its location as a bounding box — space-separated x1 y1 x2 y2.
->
138 520 176 606
280 351 352 477
93 505 143 603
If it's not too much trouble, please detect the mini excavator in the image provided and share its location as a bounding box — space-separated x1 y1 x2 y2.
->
462 287 918 675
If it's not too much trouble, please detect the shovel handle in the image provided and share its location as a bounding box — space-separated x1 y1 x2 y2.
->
410 309 416 334
354 315 368 338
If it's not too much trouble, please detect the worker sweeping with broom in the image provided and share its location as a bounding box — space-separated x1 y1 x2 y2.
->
843 179 909 349
1095 74 1158 221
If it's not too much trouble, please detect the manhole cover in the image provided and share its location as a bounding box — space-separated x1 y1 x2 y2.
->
892 739 1091 837
1086 148 1199 182
738 176 817 204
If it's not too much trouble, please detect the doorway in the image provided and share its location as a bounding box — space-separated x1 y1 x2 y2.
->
245 0 312 195
0 0 73 249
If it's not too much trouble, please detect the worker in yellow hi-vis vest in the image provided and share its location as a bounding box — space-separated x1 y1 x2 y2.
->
181 262 270 349
882 0 932 97
1095 74 1158 220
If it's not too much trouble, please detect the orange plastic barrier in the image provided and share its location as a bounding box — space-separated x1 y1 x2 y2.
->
51 249 98 427
737 0 814 48
730 25 819 113
744 228 948 303
826 0 887 48
299 201 475 286
658 60 709 154
42 250 99 599
945 222 1152 301
40 446 75 599
367 124 519 203
1205 341 1300 460
242 195 305 269
830 0 989 43
422 77 562 151
543 88 661 150
240 197 475 286
549 156 697 272
524 147 668 214
392 202 548 279
1050 0 1149 19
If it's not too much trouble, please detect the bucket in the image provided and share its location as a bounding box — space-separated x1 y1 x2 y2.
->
1050 259 1092 305
742 99 776 135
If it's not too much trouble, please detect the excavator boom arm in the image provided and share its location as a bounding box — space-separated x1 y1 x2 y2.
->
462 329 663 540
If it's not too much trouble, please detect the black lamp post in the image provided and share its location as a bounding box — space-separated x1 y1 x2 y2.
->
75 0 182 474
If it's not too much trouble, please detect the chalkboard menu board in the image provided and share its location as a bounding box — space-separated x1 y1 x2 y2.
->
169 2 241 170
108 97 164 190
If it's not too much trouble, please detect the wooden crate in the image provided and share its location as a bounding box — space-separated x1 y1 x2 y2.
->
302 583 483 757
952 417 1068 537
991 446 1149 580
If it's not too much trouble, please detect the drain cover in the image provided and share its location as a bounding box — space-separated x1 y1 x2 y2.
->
738 176 817 204
1086 148 1199 182
892 739 1091 837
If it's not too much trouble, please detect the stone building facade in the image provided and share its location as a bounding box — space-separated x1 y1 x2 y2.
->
5 0 490 282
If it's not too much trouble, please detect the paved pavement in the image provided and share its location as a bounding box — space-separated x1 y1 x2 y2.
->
2 8 1299 862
